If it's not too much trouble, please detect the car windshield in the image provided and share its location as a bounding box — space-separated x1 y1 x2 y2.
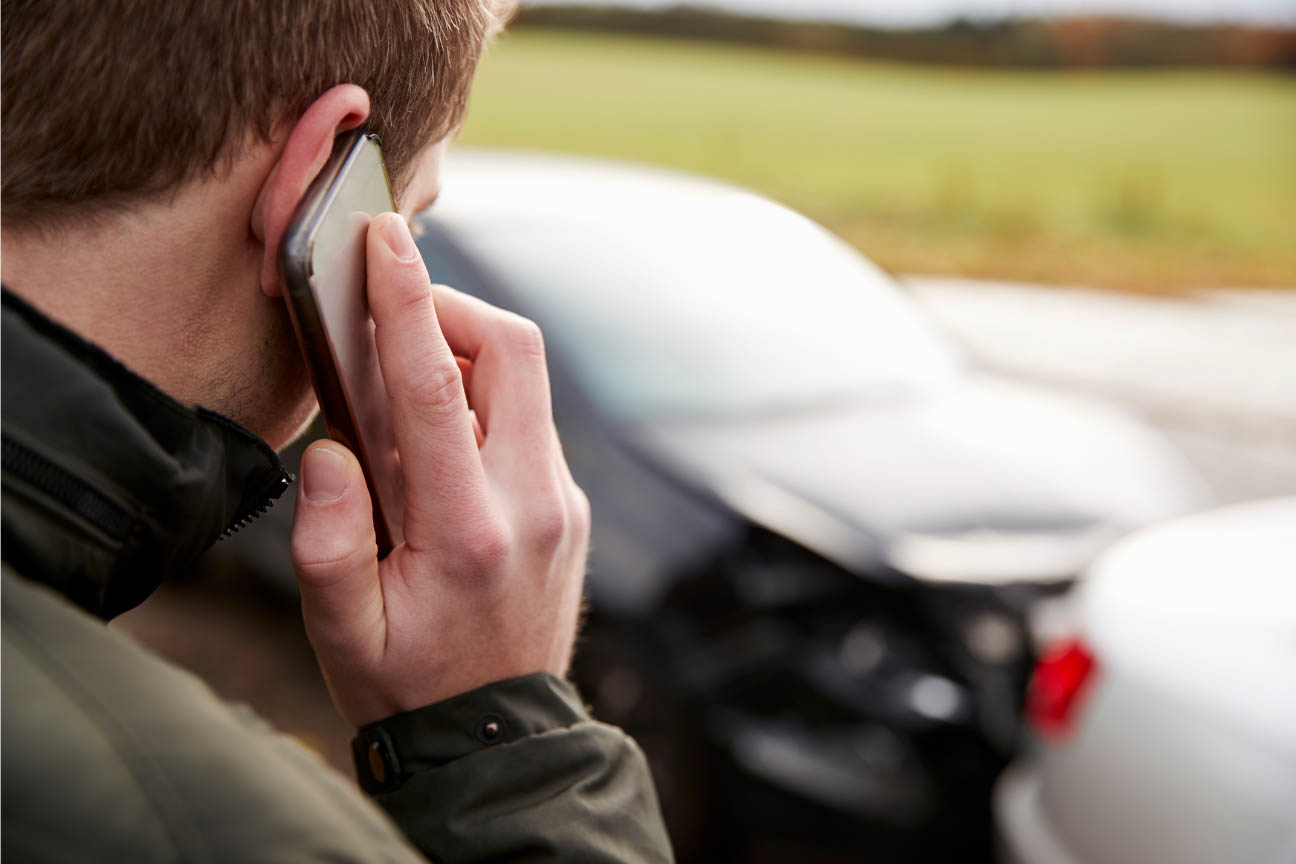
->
434 181 959 421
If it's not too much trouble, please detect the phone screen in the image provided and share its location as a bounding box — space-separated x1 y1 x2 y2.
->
283 132 404 553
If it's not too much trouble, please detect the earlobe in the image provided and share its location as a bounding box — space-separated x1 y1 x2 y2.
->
254 84 371 297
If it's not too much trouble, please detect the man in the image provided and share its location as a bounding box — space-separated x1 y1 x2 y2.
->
1 1 673 861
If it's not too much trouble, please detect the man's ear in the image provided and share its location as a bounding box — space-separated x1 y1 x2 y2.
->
253 84 371 298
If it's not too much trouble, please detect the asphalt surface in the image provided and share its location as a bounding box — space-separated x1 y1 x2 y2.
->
906 277 1296 506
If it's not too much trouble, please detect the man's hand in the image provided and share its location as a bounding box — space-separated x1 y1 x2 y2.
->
290 213 590 728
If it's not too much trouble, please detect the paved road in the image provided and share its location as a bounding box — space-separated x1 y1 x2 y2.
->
905 277 1296 505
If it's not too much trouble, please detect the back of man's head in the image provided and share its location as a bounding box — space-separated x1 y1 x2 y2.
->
2 0 509 229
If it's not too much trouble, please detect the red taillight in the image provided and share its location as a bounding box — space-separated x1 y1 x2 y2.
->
1026 638 1098 740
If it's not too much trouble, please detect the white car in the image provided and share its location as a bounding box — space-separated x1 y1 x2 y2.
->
995 497 1296 864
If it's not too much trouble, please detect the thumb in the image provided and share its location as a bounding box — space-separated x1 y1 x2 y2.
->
291 440 384 660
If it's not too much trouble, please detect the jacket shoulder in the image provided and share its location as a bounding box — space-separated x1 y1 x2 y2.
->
1 568 424 864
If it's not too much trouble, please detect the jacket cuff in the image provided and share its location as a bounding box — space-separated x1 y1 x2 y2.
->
351 673 588 794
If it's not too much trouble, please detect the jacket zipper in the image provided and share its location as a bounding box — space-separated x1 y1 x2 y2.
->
4 434 292 544
218 473 294 540
2 435 136 540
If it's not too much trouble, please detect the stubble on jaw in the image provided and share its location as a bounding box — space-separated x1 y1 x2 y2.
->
214 297 319 451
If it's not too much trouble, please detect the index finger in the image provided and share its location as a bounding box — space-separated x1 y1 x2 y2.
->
366 213 490 550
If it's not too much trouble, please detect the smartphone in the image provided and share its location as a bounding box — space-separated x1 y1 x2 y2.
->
281 129 403 557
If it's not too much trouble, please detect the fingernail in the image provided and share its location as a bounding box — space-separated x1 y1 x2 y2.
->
302 446 348 502
382 213 418 261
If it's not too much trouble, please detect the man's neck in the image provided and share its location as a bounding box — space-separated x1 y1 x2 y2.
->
0 146 316 449
2 173 262 408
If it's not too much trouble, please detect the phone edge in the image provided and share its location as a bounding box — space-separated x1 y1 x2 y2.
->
279 130 397 558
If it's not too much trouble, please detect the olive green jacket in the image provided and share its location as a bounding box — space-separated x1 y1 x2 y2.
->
0 288 674 863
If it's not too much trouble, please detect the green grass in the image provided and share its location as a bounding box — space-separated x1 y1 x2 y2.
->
459 30 1296 291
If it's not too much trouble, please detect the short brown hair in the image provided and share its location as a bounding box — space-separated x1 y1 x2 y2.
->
1 0 509 225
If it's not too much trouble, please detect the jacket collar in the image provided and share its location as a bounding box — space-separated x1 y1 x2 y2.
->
1 288 292 619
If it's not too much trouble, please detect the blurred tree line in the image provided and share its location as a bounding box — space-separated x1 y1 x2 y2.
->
513 5 1296 68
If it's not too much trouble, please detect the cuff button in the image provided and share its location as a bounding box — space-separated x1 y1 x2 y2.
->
476 713 506 744
353 727 400 793
367 741 388 784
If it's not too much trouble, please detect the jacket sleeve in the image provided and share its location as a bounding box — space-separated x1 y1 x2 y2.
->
351 673 675 864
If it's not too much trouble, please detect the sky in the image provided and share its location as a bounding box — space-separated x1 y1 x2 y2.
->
525 0 1296 28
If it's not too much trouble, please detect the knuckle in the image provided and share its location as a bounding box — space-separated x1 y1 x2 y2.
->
372 259 434 321
569 484 592 537
393 277 433 314
527 492 568 555
502 314 546 360
291 536 373 587
403 355 463 416
460 517 511 577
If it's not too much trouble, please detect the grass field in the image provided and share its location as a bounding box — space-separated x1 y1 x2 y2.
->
459 30 1296 291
